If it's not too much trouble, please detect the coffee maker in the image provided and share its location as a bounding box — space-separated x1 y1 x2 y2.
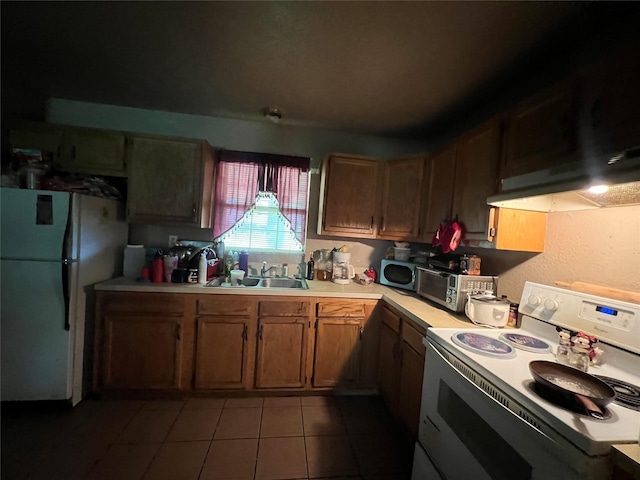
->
332 251 355 284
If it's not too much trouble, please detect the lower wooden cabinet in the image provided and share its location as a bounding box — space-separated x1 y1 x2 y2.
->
377 303 426 442
102 315 183 389
377 308 401 411
94 292 380 394
194 296 256 390
255 316 308 388
312 318 362 388
195 317 253 389
96 291 186 391
397 319 427 441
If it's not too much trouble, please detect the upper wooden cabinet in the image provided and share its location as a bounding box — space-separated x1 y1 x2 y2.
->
60 128 126 176
6 122 127 176
577 43 640 162
452 118 503 238
319 153 429 241
7 121 64 165
378 156 426 240
502 79 579 179
421 143 456 240
319 153 379 238
126 135 215 227
421 118 546 251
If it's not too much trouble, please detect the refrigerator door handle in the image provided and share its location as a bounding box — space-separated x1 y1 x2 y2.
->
61 261 70 331
61 201 74 331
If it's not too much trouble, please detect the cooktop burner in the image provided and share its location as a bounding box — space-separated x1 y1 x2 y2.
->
451 332 516 359
499 333 551 353
527 381 613 420
594 376 640 411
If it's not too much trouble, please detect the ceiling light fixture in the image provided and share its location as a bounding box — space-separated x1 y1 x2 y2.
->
263 107 282 123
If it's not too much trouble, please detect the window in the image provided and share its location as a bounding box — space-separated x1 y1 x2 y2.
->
213 150 310 253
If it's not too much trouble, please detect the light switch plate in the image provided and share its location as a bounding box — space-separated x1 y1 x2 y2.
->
168 235 178 247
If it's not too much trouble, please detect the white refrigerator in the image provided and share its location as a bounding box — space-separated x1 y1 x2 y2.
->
1 188 128 405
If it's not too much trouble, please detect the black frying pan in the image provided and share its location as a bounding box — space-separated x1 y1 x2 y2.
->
529 360 616 419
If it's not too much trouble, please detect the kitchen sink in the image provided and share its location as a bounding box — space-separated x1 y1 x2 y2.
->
259 277 306 289
205 276 308 290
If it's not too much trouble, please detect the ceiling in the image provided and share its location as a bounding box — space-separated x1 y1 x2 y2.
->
1 2 637 139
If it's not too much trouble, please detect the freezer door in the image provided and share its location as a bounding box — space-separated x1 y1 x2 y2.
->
1 259 72 401
0 188 70 261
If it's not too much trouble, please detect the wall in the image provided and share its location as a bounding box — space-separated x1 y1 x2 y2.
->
46 99 424 263
464 205 640 301
45 100 640 303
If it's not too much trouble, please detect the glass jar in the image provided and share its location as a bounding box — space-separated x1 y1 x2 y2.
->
315 250 332 281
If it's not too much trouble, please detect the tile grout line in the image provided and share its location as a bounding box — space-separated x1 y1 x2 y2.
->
196 400 225 480
252 402 265 480
81 400 148 480
138 400 187 479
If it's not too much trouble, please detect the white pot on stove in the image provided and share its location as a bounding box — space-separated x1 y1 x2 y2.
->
465 294 510 327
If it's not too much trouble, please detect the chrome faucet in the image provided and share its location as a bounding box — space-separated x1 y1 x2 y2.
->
261 262 280 278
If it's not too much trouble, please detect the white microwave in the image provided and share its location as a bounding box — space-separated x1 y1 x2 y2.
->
379 259 418 291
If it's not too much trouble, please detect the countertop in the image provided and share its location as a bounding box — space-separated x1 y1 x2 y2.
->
94 277 477 330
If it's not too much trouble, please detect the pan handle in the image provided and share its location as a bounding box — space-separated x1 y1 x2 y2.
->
575 394 605 420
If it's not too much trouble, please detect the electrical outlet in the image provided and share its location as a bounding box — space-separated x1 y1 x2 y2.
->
168 235 178 247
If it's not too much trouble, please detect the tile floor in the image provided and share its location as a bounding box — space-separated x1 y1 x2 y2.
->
1 395 414 480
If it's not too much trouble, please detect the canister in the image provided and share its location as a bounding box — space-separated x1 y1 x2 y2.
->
123 245 145 279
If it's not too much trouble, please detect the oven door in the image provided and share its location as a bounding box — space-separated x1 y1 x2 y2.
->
420 340 611 480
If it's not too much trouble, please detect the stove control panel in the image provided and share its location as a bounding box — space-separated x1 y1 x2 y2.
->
520 282 640 355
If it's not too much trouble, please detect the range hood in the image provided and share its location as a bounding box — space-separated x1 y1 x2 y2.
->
487 148 640 212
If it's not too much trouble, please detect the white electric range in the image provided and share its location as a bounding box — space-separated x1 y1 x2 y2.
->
413 281 640 480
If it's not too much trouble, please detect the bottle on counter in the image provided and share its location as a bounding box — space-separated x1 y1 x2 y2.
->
460 254 469 274
152 254 164 283
239 250 249 273
198 252 208 285
306 255 315 280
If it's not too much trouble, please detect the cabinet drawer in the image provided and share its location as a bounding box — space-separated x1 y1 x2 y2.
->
101 292 184 314
197 297 254 316
381 306 401 333
402 320 426 356
259 301 310 317
317 300 366 317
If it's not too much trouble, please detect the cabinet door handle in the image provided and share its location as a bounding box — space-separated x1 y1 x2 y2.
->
370 216 374 229
192 203 197 215
175 324 182 340
258 324 263 340
359 326 363 340
242 324 248 341
380 217 384 231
